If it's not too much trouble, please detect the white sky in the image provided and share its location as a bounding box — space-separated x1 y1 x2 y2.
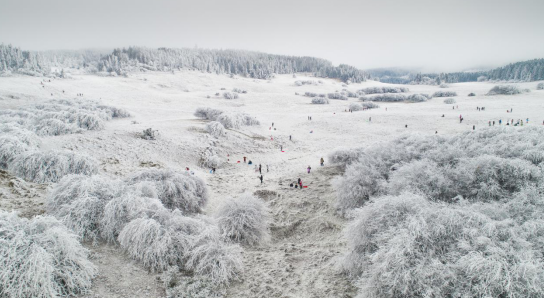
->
1 0 543 72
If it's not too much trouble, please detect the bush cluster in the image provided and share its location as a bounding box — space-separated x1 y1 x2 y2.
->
311 98 329 104
194 107 259 129
358 86 409 95
443 98 456 104
486 85 525 95
432 90 457 97
328 93 348 100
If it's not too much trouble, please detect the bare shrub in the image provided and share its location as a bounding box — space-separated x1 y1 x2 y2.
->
0 211 97 298
214 192 271 246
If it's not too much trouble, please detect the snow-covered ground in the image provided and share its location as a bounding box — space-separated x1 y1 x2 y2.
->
1 71 544 297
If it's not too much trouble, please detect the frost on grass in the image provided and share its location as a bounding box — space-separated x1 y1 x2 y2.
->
9 150 98 183
443 98 456 104
214 192 271 246
343 192 544 298
311 98 329 104
432 90 457 97
126 168 209 214
0 211 97 298
486 85 527 95
163 266 226 298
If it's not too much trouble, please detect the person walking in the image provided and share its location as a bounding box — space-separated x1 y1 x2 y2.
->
298 178 302 189
307 166 311 174
266 164 269 172
320 157 324 166
499 119 502 125
272 122 274 127
212 167 216 174
259 175 263 184
473 125 475 130
289 135 292 141
259 164 262 174
280 145 283 151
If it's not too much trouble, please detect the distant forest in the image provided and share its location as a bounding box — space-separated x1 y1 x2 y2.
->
369 59 544 85
0 44 367 82
2 43 543 84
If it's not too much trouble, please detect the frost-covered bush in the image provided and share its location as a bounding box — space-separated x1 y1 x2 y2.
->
333 128 544 213
200 147 222 169
439 83 449 88
162 266 226 298
194 107 223 121
349 103 362 111
126 168 209 214
358 86 408 94
346 91 358 98
0 136 32 169
468 92 476 96
343 193 544 298
222 92 239 99
537 82 544 90
432 90 457 97
141 128 157 140
443 98 456 104
232 88 247 94
9 150 98 183
214 193 270 246
194 107 258 129
0 211 97 298
477 75 488 82
46 175 125 243
486 85 525 95
311 97 329 104
206 121 226 138
328 147 366 168
405 93 430 102
0 99 129 136
304 92 322 97
327 93 348 100
363 94 406 102
294 80 316 86
361 102 379 109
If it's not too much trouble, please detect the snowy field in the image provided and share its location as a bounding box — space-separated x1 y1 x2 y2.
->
1 71 544 298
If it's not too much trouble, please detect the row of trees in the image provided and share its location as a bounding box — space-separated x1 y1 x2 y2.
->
370 59 544 85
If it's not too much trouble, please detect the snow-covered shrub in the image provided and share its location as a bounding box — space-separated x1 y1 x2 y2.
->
294 80 316 86
232 88 247 94
46 174 125 242
194 107 223 121
126 168 209 214
346 91 358 98
364 94 406 102
358 86 408 95
206 121 226 138
334 128 544 213
311 98 329 104
0 211 97 298
101 193 166 243
0 136 31 169
214 192 270 246
35 118 81 136
349 103 362 111
328 147 366 168
405 93 430 102
486 85 525 95
200 147 222 169
477 75 488 82
468 92 476 96
443 98 456 104
328 93 348 100
361 102 380 109
537 82 544 90
432 90 457 97
343 193 544 298
304 92 318 97
141 128 157 140
9 150 98 183
439 83 449 88
184 225 244 285
222 92 239 99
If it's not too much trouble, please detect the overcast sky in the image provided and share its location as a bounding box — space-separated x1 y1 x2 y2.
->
1 0 543 72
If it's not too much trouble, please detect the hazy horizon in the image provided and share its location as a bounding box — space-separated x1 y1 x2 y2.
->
1 0 543 73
